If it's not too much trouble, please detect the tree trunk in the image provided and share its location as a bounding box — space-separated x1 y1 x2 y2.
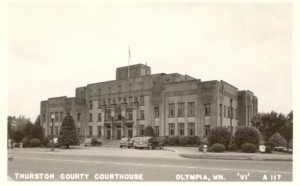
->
66 144 69 149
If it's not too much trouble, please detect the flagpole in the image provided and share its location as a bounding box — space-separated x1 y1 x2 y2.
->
128 46 131 78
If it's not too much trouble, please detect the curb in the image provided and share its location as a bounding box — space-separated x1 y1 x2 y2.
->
179 154 293 161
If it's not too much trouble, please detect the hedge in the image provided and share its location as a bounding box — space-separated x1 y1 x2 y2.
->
21 136 31 148
168 136 179 146
30 139 41 147
179 136 190 146
208 143 225 152
241 143 256 153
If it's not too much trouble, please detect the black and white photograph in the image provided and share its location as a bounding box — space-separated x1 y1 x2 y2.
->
1 0 298 184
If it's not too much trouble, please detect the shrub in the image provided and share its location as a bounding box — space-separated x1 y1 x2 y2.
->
207 126 231 147
227 143 239 152
198 144 208 152
30 139 41 147
265 146 272 153
263 142 276 149
199 136 208 145
14 143 20 148
234 126 260 149
179 136 190 146
208 143 225 152
43 137 50 146
21 136 31 147
58 115 79 148
168 136 179 146
189 136 198 145
157 136 168 146
241 143 257 153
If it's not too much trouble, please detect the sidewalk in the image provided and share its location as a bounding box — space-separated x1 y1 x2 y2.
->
164 146 293 161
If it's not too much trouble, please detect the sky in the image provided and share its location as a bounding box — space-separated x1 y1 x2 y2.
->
7 2 293 121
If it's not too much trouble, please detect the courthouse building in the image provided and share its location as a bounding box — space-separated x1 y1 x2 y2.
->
40 64 258 140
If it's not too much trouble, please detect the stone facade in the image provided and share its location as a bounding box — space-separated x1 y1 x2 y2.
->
40 64 258 139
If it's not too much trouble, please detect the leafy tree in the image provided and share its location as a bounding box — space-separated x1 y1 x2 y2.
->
21 122 33 137
13 130 23 143
58 115 79 148
279 111 293 152
30 115 44 141
144 126 155 137
251 111 286 142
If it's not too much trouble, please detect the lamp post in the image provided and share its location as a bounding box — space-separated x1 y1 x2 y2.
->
51 114 55 152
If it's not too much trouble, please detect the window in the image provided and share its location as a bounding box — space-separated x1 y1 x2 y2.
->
77 113 81 121
60 112 63 122
155 126 159 136
235 108 238 119
105 112 111 121
118 98 122 104
55 126 58 135
231 108 234 119
204 103 211 116
42 115 46 122
219 104 223 118
178 103 185 117
168 103 175 118
55 112 58 122
205 125 210 136
89 101 93 110
224 105 226 118
128 97 133 106
89 126 93 136
188 123 195 136
108 99 111 108
77 128 80 135
178 123 185 136
228 106 230 118
98 100 101 109
140 125 145 136
154 107 159 118
98 113 101 122
116 110 122 120
89 114 93 122
98 126 101 136
188 102 195 117
126 110 133 120
169 123 175 136
140 96 144 106
140 110 145 120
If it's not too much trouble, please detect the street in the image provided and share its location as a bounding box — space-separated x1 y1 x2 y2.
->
7 147 292 181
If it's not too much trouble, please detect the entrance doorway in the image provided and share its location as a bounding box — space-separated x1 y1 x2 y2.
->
107 129 111 139
117 129 121 139
128 129 133 138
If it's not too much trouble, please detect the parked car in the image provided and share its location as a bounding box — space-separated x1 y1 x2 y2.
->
127 138 135 148
119 138 130 148
91 138 102 146
273 146 293 153
84 138 102 147
134 136 163 150
133 137 142 149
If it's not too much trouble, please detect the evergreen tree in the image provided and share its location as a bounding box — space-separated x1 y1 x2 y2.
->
144 126 155 137
13 130 23 143
30 115 44 141
279 111 293 152
58 115 79 148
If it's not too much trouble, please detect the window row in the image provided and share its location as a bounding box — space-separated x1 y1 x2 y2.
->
168 123 195 136
167 102 196 118
48 112 64 122
88 110 145 122
219 104 238 119
89 96 145 110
